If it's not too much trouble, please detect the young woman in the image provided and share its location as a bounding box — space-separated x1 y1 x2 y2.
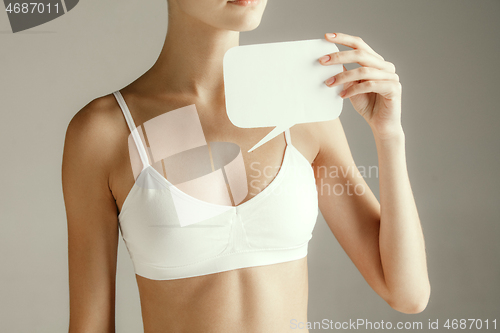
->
62 0 430 332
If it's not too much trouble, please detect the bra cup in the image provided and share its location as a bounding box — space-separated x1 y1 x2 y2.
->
120 171 233 268
241 155 319 249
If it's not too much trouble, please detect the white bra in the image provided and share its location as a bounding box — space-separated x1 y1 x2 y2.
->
113 90 319 280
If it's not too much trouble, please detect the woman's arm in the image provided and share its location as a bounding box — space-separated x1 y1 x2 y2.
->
62 100 120 333
373 126 430 313
313 32 430 314
313 118 430 314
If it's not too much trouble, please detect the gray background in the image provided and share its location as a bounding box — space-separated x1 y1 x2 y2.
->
1 0 499 332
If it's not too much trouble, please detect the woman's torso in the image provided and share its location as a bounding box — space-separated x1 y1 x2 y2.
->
106 86 320 333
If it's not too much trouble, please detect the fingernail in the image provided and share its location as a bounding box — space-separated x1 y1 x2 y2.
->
319 55 330 63
325 76 336 86
326 33 337 39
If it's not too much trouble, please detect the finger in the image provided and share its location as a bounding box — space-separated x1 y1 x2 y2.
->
340 80 402 100
325 67 399 87
324 32 384 61
320 49 394 73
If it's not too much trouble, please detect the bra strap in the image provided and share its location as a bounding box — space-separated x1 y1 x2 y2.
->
284 128 293 147
112 91 150 170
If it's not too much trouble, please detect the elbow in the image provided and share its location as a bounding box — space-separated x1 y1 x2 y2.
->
391 297 429 314
388 284 431 314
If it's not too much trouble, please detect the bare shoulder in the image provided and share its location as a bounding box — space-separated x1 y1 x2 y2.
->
63 93 125 174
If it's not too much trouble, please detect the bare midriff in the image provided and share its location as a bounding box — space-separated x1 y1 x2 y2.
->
136 257 309 333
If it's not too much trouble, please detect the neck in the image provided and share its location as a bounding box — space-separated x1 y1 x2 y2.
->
142 8 239 100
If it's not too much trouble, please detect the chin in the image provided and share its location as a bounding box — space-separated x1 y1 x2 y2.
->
173 0 267 32
220 0 266 31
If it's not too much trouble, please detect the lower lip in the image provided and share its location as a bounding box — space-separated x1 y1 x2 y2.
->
228 0 259 6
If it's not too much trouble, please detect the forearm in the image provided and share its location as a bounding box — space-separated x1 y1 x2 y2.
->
373 126 430 313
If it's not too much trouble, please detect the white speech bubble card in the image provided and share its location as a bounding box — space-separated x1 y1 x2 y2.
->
223 38 344 152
